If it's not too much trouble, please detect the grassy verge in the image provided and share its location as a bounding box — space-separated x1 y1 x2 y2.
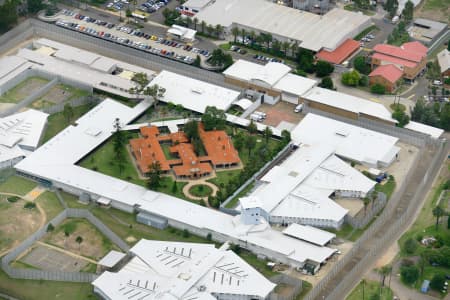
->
0 176 37 196
375 176 396 199
41 104 94 144
0 268 97 300
327 223 354 240
35 191 64 220
225 181 255 209
344 4 376 16
60 191 89 209
346 280 393 300
297 280 313 300
238 249 278 278
0 77 49 104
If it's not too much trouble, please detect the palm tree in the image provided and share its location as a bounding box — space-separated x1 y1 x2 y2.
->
363 197 370 216
76 236 83 251
231 27 239 43
263 126 272 144
160 106 168 126
148 161 162 189
193 17 198 30
185 16 192 28
432 205 445 230
282 41 290 56
249 30 256 47
361 279 366 300
200 20 206 33
290 41 299 58
215 24 223 38
240 28 247 43
206 25 214 37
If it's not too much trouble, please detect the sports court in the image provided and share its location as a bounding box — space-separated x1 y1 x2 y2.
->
21 245 88 272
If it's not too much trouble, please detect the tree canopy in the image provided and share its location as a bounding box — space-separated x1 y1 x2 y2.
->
341 70 361 86
208 49 233 68
315 60 334 77
319 76 334 90
411 99 450 130
353 56 371 75
201 106 226 131
402 0 414 23
392 107 410 127
0 0 18 32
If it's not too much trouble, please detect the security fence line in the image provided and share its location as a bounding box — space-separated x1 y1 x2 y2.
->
269 274 303 300
345 192 387 229
1 208 129 282
305 139 447 300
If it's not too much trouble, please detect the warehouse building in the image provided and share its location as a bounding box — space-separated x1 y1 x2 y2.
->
408 18 448 46
192 0 371 52
93 240 276 300
223 60 317 104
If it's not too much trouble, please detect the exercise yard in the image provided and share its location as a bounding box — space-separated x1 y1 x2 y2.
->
42 218 119 261
0 77 49 104
29 83 90 109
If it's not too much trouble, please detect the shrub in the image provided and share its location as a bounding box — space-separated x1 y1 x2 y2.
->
23 201 36 209
341 70 361 86
371 83 386 94
182 229 190 238
206 233 212 241
404 238 418 254
7 196 19 203
400 264 419 284
230 243 241 254
430 273 446 291
46 223 54 232
359 75 369 87
315 60 334 77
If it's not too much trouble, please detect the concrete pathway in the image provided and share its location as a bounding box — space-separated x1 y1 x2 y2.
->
182 180 218 206
35 241 98 264
23 186 46 201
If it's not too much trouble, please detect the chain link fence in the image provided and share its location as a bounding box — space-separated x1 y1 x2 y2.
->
269 274 303 300
345 192 387 229
1 208 129 282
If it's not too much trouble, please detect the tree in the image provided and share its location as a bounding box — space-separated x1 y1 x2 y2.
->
319 76 334 90
184 120 199 141
200 20 206 33
260 32 272 49
208 48 233 67
440 102 450 131
359 75 369 87
214 24 223 38
63 103 74 123
247 120 258 134
162 8 180 26
402 0 414 23
353 56 371 74
282 41 290 56
297 49 315 73
371 83 386 94
290 41 299 58
341 70 361 86
185 16 192 28
432 205 445 230
263 126 272 144
315 60 334 77
378 265 392 287
233 132 245 151
430 273 445 291
182 229 190 238
245 135 257 156
147 161 162 189
404 238 418 254
27 0 44 13
363 197 370 215
0 0 18 32
112 118 126 175
206 24 214 36
131 72 149 91
144 84 166 108
172 180 177 193
46 223 54 232
192 17 198 30
75 236 83 251
354 0 370 9
384 0 399 18
231 27 239 43
201 106 226 130
361 279 366 300
193 54 201 67
281 129 291 144
448 39 450 51
392 108 410 127
400 264 419 284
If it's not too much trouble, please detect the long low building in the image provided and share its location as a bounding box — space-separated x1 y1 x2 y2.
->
93 240 276 300
291 114 400 168
193 0 371 52
0 38 155 99
15 99 337 271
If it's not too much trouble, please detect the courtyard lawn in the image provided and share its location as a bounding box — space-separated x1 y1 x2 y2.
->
0 176 37 196
346 280 393 300
0 77 50 104
30 84 90 109
189 184 213 197
35 191 64 220
161 143 177 160
225 181 255 209
41 104 94 144
375 176 396 199
0 268 98 300
60 191 89 209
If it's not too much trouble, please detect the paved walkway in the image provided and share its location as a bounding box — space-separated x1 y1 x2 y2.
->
35 241 98 264
182 180 218 206
23 186 46 201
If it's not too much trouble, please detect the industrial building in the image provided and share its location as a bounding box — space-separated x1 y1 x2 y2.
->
0 109 48 169
408 18 448 46
223 60 317 104
0 38 155 99
437 49 450 77
15 99 337 272
93 240 276 300
190 0 371 52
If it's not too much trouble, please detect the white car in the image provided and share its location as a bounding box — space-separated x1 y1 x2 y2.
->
433 80 442 86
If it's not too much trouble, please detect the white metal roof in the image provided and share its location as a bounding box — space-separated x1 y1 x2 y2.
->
232 98 253 110
405 121 444 139
273 73 317 96
93 240 275 300
15 99 336 267
98 250 126 268
283 224 336 246
195 0 370 51
223 60 291 87
168 25 197 40
150 70 240 113
302 87 397 123
437 49 450 73
291 113 400 166
239 196 261 209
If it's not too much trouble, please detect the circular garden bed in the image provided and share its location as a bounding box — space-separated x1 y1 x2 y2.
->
188 184 213 197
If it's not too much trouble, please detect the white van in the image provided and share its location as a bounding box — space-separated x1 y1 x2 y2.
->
294 103 304 113
250 113 263 122
253 111 267 119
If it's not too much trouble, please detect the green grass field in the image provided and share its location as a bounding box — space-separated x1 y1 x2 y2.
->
0 268 98 300
41 104 94 144
60 191 89 209
375 176 396 199
35 192 64 220
0 176 37 196
225 181 255 208
0 77 49 104
189 184 213 197
346 280 393 300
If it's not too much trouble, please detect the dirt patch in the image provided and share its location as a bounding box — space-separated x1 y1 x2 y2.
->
335 198 364 217
256 102 304 127
30 84 76 109
0 197 42 254
43 219 113 260
415 0 450 23
126 236 137 243
274 283 296 297
20 245 88 272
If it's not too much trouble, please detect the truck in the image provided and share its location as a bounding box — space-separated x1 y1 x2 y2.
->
375 172 388 183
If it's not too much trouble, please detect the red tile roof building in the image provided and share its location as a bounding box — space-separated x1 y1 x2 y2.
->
371 41 427 80
316 39 360 65
369 64 403 92
130 124 240 180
